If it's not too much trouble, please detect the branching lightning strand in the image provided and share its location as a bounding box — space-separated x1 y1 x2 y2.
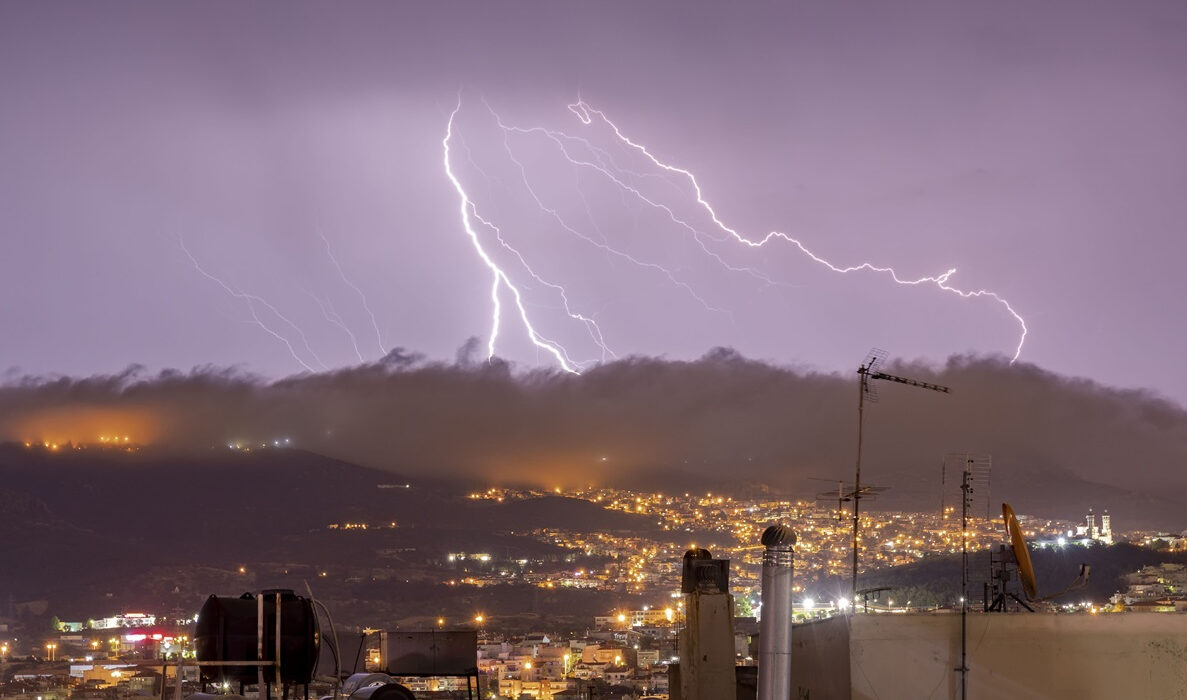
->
568 100 1029 362
318 230 387 357
443 101 580 374
499 120 776 285
179 237 323 373
485 102 727 316
307 291 365 364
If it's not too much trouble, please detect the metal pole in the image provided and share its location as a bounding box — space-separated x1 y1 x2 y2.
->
959 460 971 700
851 367 866 605
258 594 265 694
275 592 283 690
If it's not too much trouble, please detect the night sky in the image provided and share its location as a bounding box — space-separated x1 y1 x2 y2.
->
3 2 1186 403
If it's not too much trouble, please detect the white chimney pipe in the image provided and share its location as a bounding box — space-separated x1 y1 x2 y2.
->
758 524 796 700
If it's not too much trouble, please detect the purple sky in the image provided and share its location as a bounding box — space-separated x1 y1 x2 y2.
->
2 2 1186 401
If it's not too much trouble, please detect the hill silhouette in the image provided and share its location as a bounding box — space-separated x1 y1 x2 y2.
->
0 443 661 616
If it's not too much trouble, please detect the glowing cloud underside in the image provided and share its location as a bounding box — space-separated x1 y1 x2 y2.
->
445 99 1029 372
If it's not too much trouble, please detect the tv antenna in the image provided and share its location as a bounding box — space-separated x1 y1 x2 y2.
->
811 478 888 522
941 454 992 523
953 455 990 700
850 349 951 605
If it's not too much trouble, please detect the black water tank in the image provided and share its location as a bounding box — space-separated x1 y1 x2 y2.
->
195 590 319 685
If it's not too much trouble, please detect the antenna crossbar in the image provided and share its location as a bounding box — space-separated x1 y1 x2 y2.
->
849 350 952 606
865 370 951 394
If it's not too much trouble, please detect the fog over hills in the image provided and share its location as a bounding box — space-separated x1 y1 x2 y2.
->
2 351 1186 529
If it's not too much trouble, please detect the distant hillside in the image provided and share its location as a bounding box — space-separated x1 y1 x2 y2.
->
0 444 662 614
0 443 666 536
0 444 401 550
469 495 664 533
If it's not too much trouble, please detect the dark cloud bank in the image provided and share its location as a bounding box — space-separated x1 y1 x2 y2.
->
3 349 1186 528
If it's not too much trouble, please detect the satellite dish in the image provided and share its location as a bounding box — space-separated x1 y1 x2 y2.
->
1002 503 1038 600
1000 503 1090 607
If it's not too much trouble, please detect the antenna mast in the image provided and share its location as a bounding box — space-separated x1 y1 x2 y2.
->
850 349 951 605
955 454 990 700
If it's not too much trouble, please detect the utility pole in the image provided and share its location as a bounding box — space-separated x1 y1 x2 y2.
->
851 350 950 604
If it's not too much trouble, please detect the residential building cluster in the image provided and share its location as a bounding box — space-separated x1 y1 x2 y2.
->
1112 563 1187 612
466 486 1074 600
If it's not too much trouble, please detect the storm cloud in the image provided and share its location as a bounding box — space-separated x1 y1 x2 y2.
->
3 351 1186 527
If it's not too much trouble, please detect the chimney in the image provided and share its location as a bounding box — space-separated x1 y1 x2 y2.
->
757 524 796 700
678 548 736 700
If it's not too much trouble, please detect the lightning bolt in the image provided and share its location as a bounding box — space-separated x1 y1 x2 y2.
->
567 99 1030 362
307 291 365 364
495 117 776 285
484 100 727 316
443 100 582 374
180 237 326 373
448 96 1029 374
470 208 617 364
318 230 387 357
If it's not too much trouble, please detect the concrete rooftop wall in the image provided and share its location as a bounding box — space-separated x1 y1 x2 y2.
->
789 613 1187 700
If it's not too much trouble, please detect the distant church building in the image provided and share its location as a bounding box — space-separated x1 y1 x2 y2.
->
1071 509 1113 545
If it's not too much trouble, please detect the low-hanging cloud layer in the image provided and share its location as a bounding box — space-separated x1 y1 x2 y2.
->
4 350 1186 521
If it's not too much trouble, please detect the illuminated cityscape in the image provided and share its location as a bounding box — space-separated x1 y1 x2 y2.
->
466 485 1071 600
3 468 1186 699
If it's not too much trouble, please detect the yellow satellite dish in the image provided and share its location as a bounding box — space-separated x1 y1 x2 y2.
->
1002 503 1038 600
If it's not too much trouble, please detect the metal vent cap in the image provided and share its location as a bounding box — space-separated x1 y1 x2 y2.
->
761 524 796 548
